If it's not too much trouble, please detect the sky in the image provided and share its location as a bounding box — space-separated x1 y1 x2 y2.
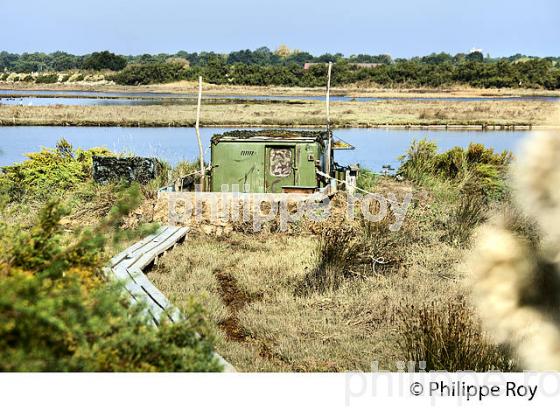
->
1 0 559 57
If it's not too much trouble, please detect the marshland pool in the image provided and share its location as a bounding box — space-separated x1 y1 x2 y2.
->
0 126 540 171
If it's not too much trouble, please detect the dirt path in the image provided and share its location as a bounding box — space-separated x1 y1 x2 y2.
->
214 269 253 342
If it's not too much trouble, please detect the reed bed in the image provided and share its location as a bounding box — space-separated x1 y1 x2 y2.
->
1 99 556 127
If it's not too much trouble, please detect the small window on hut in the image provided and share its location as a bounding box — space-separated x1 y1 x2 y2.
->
269 148 292 177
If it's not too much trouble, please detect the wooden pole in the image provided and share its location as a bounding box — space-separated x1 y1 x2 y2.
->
325 62 333 177
326 61 332 130
195 76 205 191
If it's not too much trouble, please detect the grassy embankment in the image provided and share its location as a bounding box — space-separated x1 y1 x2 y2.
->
1 98 557 128
3 80 560 98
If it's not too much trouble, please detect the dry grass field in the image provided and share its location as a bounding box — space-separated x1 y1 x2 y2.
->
148 178 508 371
1 98 557 128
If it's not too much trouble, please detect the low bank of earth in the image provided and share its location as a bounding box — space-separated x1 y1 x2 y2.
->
3 81 560 98
1 98 557 128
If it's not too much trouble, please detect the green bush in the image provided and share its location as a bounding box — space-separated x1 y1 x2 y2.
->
0 273 221 371
398 139 511 200
112 62 188 85
35 73 59 84
0 189 222 371
356 168 378 191
82 51 127 71
397 139 439 183
0 139 111 201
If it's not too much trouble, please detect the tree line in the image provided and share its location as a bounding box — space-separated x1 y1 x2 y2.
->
2 47 560 89
112 57 560 89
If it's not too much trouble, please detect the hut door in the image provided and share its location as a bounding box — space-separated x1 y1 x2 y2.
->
265 146 295 193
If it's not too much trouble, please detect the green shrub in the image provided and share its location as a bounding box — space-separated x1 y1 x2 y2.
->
82 51 127 71
0 273 221 371
35 73 59 84
0 139 111 201
112 62 189 85
398 139 511 200
356 168 378 191
397 139 439 183
0 189 222 372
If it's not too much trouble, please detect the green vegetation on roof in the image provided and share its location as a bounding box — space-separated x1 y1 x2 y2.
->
211 129 328 144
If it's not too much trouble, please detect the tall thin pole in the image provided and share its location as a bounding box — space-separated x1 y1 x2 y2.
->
325 62 333 176
195 76 205 191
326 61 332 130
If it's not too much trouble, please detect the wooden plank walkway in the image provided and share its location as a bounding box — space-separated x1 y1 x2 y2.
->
106 225 235 372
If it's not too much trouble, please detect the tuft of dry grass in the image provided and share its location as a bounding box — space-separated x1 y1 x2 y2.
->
443 192 487 245
397 297 516 371
296 221 363 295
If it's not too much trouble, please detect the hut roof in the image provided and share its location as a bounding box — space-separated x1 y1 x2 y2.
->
211 129 328 144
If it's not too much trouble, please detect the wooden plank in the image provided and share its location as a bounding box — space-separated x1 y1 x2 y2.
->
114 226 178 271
109 227 169 269
123 280 165 325
112 227 180 279
131 228 188 270
166 307 182 323
125 227 180 265
111 226 187 324
106 225 236 371
112 264 134 282
126 228 188 322
109 231 158 268
109 226 167 268
128 267 173 310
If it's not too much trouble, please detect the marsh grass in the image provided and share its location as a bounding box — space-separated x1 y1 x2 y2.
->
295 189 417 296
296 222 362 295
147 172 485 371
398 140 513 245
0 98 555 127
444 193 487 245
149 216 472 371
397 297 516 371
